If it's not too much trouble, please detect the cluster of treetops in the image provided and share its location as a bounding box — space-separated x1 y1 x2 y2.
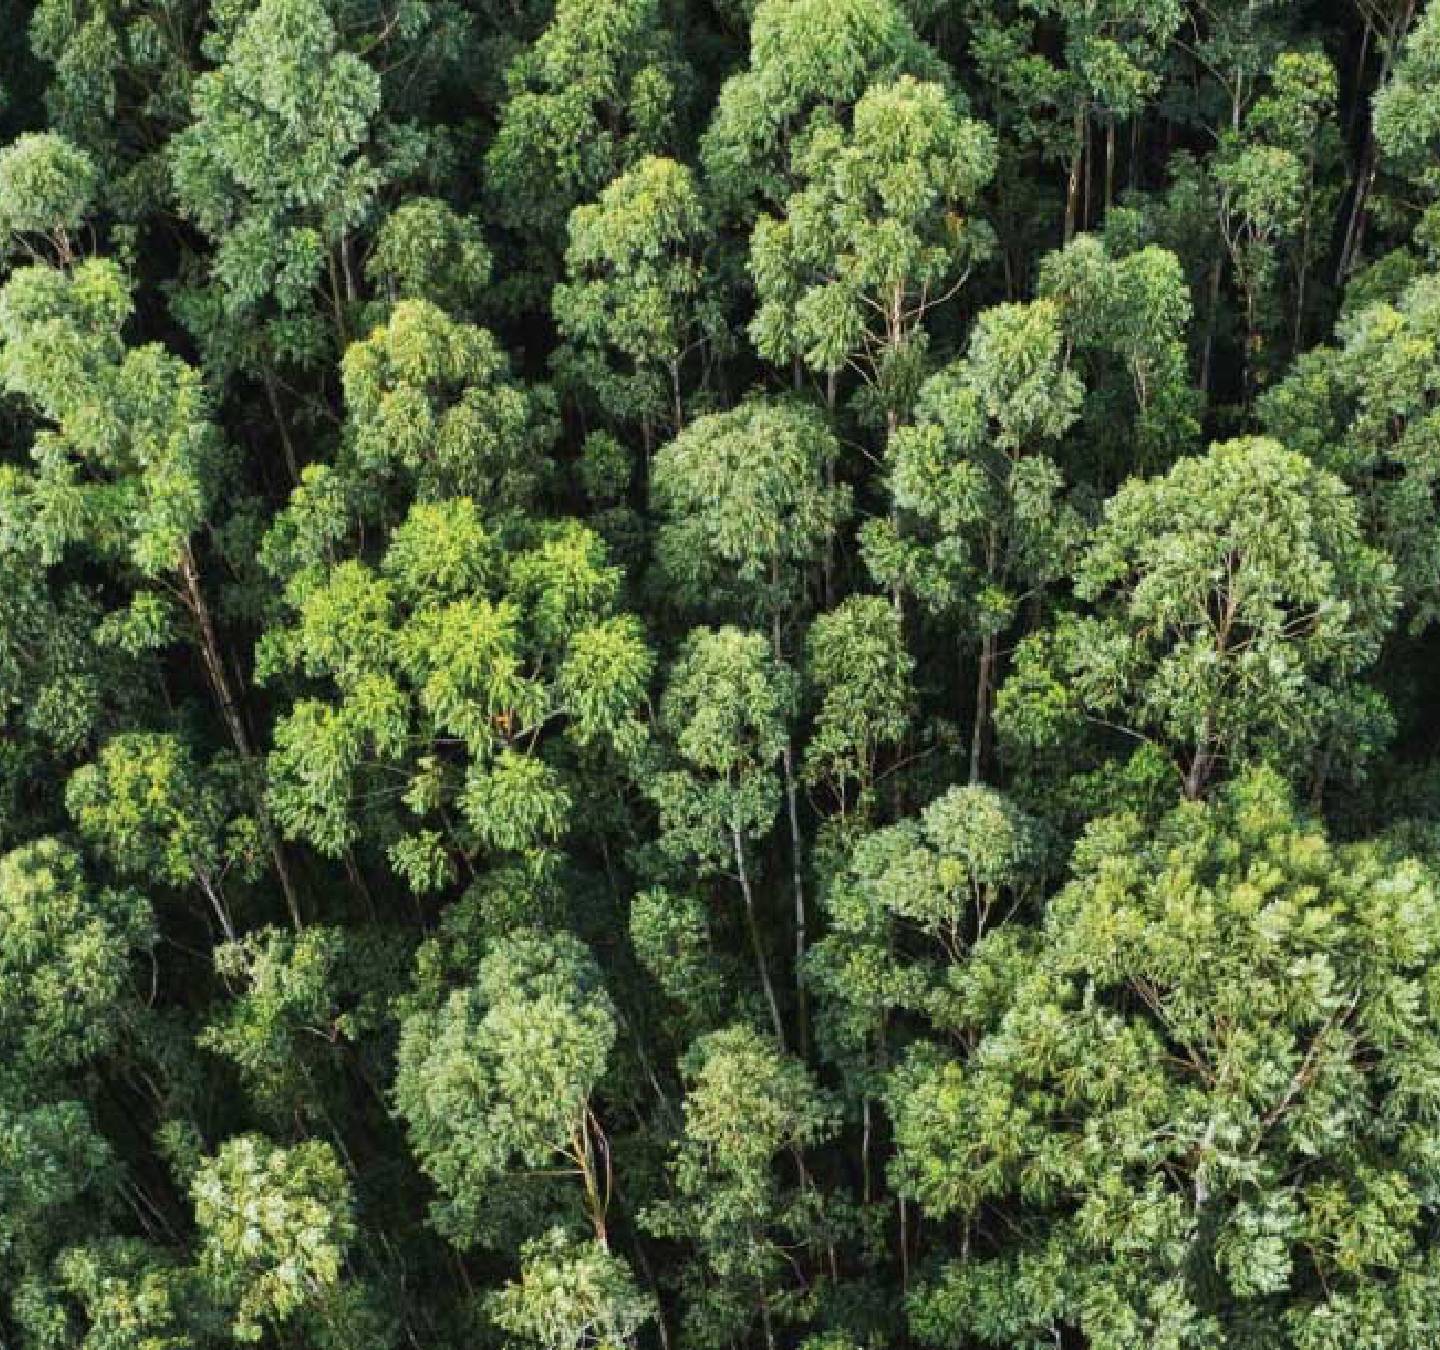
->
13 0 1440 1344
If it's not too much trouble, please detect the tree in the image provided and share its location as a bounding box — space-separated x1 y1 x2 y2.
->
965 0 1184 242
169 0 398 373
997 436 1397 801
1213 53 1341 400
862 298 1084 781
192 1133 356 1343
629 886 728 1036
1373 0 1440 263
364 197 493 318
67 732 243 941
643 1024 837 1350
485 0 680 276
893 770 1440 1347
652 626 797 1045
491 1228 655 1350
0 132 98 264
749 76 996 427
555 156 722 446
701 0 942 218
260 498 652 890
394 930 618 1248
1262 268 1440 633
15 1237 203 1350
0 838 151 1073
809 785 1044 1208
337 298 555 517
803 596 914 822
0 256 304 923
1034 233 1199 474
201 924 394 1121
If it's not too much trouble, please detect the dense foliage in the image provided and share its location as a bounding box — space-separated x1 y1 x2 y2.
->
5 0 1440 1346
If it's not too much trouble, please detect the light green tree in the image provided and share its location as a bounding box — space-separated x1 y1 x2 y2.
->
749 76 995 427
260 498 652 890
802 595 915 823
192 1133 356 1343
643 1024 837 1350
997 436 1397 800
862 298 1084 781
485 0 680 276
893 770 1440 1347
652 626 798 1045
701 0 941 218
0 132 98 264
491 1227 655 1350
1262 268 1440 633
394 930 618 1248
555 156 722 447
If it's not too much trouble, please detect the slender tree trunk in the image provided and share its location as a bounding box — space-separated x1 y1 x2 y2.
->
771 599 808 1055
861 1095 873 1205
822 369 839 608
898 1194 911 1292
1105 114 1117 213
261 366 300 486
1337 0 1416 284
969 631 996 785
733 824 786 1047
179 541 304 928
669 360 685 433
197 867 237 944
1200 255 1224 398
1063 106 1086 243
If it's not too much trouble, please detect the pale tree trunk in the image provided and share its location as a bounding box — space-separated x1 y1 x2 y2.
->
179 541 303 929
1063 105 1086 243
969 631 996 786
771 595 808 1055
733 823 786 1047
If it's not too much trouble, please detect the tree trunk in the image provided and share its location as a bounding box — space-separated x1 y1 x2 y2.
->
1200 255 1223 398
179 542 304 929
771 601 808 1055
1063 106 1086 243
733 824 787 1047
969 630 996 785
261 366 300 486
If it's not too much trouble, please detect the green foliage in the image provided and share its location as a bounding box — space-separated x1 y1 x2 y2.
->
491 1228 654 1350
803 595 914 815
653 626 795 872
0 131 98 261
261 498 651 878
1262 269 1440 632
998 436 1397 798
749 76 995 415
864 297 1084 623
192 1133 356 1343
702 0 942 215
0 257 223 574
653 398 849 619
67 733 229 887
394 929 617 1247
555 156 722 434
0 838 151 1072
810 784 1045 1085
485 0 679 257
339 298 555 514
644 1024 838 1349
4 0 1440 1341
365 197 492 316
895 770 1440 1346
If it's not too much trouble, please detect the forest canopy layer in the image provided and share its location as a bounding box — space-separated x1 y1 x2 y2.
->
6 0 1440 1346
